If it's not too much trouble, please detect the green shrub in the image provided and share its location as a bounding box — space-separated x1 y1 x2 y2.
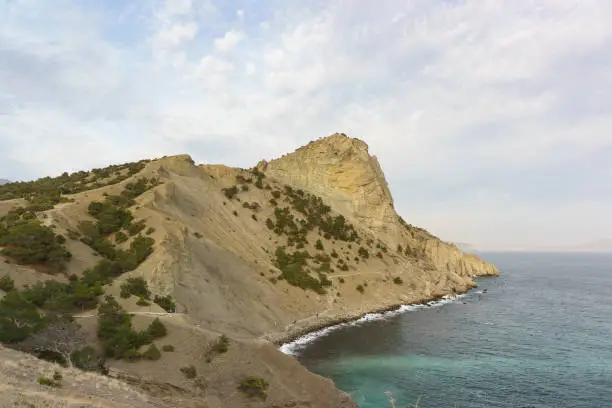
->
120 277 150 300
115 231 128 244
393 277 404 285
358 247 369 259
142 344 161 360
315 239 324 250
212 334 229 354
147 318 167 338
274 247 325 294
356 284 365 294
222 186 238 199
180 365 197 379
0 275 15 292
0 221 71 268
233 210 238 217
238 376 269 400
154 294 176 312
136 297 150 306
71 346 105 372
127 220 146 236
193 231 203 238
339 277 345 283
265 218 275 230
0 291 47 343
162 344 175 352
38 376 60 387
251 214 258 221
97 295 153 359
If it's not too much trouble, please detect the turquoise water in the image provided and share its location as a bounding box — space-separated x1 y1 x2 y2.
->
296 253 612 407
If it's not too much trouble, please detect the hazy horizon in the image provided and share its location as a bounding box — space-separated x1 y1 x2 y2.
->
1 0 611 250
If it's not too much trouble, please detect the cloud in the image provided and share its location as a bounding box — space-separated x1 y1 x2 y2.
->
214 29 244 52
154 21 198 51
1 0 611 249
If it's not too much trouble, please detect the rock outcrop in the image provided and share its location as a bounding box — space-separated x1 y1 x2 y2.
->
259 133 498 279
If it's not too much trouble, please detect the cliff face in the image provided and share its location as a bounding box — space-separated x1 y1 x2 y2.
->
258 134 398 235
259 133 498 279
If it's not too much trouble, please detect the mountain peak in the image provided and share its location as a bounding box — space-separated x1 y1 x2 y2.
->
259 133 396 236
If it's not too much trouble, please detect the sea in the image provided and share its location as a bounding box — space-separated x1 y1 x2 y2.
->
282 252 612 408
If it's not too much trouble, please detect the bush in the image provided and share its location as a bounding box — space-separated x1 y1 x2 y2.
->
0 275 15 292
162 344 175 352
154 294 176 312
120 277 150 300
238 376 269 400
38 376 61 387
127 220 146 236
136 297 150 306
358 247 369 259
212 334 229 354
315 239 324 250
233 210 238 217
114 231 128 244
147 318 167 338
222 186 238 199
393 277 404 285
71 346 105 372
274 247 325 294
339 277 345 283
142 344 161 360
0 221 71 268
97 295 153 359
356 284 365 294
180 365 197 379
146 227 155 235
0 291 47 343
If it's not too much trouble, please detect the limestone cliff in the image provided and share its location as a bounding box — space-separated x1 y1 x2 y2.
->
258 133 498 280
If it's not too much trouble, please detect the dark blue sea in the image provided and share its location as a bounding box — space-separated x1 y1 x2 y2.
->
292 252 612 408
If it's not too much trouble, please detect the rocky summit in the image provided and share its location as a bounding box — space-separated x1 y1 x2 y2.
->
0 133 497 407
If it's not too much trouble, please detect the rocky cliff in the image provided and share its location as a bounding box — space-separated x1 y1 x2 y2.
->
0 133 497 407
259 133 498 280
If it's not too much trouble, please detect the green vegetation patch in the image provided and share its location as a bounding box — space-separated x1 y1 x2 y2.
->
96 295 163 360
0 218 71 269
0 160 150 210
274 246 327 294
238 376 270 400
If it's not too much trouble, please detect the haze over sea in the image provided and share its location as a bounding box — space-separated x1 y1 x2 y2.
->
291 252 612 408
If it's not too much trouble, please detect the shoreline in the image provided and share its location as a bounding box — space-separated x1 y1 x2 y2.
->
273 286 484 354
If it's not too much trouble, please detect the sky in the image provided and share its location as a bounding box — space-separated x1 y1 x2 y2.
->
1 0 611 251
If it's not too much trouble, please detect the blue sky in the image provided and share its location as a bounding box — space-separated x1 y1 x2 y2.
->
1 0 611 250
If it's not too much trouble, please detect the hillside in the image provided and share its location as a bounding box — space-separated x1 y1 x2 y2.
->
0 133 498 407
0 179 9 185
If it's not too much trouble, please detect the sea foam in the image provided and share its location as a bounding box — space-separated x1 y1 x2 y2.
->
280 294 466 355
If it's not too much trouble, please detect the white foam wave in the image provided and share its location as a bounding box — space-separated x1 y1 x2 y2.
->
279 294 466 355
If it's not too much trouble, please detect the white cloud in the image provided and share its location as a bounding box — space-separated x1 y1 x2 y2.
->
154 21 198 50
214 29 244 52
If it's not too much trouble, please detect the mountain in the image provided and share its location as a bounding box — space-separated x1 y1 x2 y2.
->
0 179 9 185
0 133 498 407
